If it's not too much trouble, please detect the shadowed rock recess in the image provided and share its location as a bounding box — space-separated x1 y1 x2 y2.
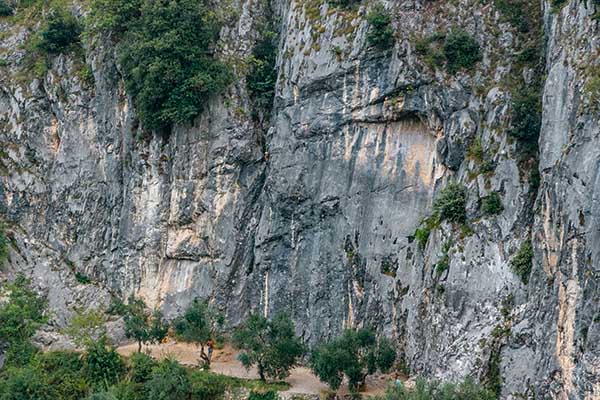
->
0 0 598 398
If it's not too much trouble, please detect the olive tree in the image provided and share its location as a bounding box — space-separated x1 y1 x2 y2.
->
310 328 396 392
172 298 223 366
233 313 305 381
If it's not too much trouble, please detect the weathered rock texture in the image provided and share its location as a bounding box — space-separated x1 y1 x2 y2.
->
0 0 598 398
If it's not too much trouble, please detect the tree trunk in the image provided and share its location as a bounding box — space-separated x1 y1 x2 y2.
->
258 362 266 381
199 344 210 367
138 340 142 352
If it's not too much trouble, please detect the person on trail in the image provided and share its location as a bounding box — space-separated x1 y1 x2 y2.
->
206 338 214 362
394 372 403 388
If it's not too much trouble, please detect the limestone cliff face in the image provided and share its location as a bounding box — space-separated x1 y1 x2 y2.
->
0 0 598 398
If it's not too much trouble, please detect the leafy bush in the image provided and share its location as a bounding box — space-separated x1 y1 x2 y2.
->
310 328 396 392
92 0 232 133
509 87 541 144
585 71 600 110
0 223 8 263
377 377 495 400
481 192 504 215
366 4 394 49
432 183 468 224
493 0 532 32
129 352 157 383
37 9 82 54
83 338 126 389
248 390 278 400
414 225 431 249
330 0 361 8
189 371 231 400
146 359 192 400
435 241 452 275
33 351 88 400
0 366 56 400
0 0 13 16
414 34 445 69
233 313 305 381
75 271 92 284
0 275 47 344
550 0 568 11
63 308 107 347
247 31 278 123
3 340 39 368
511 241 533 284
443 30 482 74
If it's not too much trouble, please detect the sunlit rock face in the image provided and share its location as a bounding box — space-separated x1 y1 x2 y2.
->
0 0 599 397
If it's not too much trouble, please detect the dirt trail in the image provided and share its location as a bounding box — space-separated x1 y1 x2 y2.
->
117 340 394 396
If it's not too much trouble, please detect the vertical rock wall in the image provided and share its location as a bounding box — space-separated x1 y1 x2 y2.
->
0 0 598 397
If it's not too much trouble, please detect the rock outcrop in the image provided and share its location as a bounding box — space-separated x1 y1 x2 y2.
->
0 0 598 398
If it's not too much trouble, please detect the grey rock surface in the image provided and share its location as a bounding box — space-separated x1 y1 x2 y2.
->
0 0 598 398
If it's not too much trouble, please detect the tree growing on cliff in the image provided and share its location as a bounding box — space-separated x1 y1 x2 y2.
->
232 313 305 381
123 295 169 352
366 4 394 49
172 298 224 366
310 328 396 393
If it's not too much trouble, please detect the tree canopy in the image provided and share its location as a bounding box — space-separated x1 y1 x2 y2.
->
310 328 396 392
232 313 305 381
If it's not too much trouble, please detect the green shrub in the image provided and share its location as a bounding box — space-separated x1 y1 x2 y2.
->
433 183 468 224
481 192 504 215
376 377 495 400
509 87 541 143
330 0 361 8
248 390 278 400
493 0 532 32
83 338 126 389
0 223 8 263
34 351 89 400
75 271 92 284
92 0 233 133
550 0 568 11
0 366 57 400
3 340 39 368
511 241 533 284
414 34 445 69
443 30 482 74
414 226 431 249
129 352 157 383
0 0 13 16
37 9 82 54
366 4 394 49
146 359 192 400
0 275 47 344
585 72 600 110
189 370 231 400
434 241 452 275
247 30 278 122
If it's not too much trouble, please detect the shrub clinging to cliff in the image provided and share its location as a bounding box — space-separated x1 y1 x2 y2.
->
443 30 482 74
91 0 232 133
433 182 468 224
511 241 533 284
366 4 394 49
